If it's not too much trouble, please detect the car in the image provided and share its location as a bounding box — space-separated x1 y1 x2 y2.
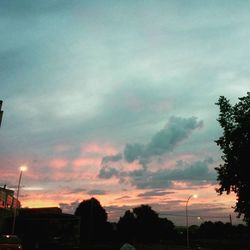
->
0 235 22 250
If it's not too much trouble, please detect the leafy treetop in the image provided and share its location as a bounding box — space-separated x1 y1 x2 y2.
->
215 92 250 224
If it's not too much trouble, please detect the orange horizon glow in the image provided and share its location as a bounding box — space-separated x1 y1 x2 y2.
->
1 142 244 225
19 183 238 211
19 190 241 224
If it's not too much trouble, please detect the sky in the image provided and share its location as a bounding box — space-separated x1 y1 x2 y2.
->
0 0 249 226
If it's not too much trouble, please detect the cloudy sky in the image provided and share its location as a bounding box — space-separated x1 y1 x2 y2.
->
0 0 249 225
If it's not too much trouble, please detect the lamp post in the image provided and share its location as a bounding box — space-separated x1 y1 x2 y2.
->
0 100 3 127
12 165 27 234
186 194 197 248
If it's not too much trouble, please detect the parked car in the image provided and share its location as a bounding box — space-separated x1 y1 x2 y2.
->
0 235 22 250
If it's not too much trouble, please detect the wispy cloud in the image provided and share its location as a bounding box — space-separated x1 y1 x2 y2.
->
138 190 174 197
88 189 106 195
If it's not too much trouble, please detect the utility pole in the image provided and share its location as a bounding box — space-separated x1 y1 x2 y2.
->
0 100 3 127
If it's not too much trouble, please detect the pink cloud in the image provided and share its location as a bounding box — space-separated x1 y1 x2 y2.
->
1 147 243 226
82 143 118 155
72 157 100 168
124 161 141 172
18 181 243 225
49 159 68 169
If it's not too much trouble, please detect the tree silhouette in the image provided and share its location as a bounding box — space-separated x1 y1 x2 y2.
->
158 217 176 240
215 92 250 224
117 204 175 243
117 210 136 242
74 197 108 243
133 205 160 242
199 221 233 239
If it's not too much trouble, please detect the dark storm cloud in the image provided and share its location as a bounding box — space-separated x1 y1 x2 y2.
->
98 167 120 179
97 115 210 189
148 116 203 155
130 159 216 189
129 169 172 189
124 116 203 165
124 143 145 163
161 158 215 181
99 158 216 189
98 116 206 187
102 153 122 164
101 116 203 167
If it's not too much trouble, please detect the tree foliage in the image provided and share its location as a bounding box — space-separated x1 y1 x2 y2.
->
133 205 160 241
215 92 250 224
117 205 176 242
117 210 136 241
74 197 108 243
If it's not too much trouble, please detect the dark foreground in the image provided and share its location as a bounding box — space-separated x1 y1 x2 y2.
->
34 239 250 250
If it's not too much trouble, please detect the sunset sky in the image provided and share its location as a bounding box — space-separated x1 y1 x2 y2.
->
0 0 249 226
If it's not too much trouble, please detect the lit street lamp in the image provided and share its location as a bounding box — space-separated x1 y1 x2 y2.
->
197 216 203 225
186 194 197 248
12 165 27 234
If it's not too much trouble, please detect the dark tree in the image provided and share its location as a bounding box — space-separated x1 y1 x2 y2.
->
199 221 233 239
117 210 136 241
133 205 162 242
199 221 217 239
158 218 176 240
117 205 176 243
74 197 108 243
215 92 250 224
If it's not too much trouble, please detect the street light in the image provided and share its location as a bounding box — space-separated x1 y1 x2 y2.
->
0 100 3 127
197 216 203 223
186 194 198 248
12 165 27 234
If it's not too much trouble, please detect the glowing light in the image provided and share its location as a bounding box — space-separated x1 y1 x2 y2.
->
20 165 27 172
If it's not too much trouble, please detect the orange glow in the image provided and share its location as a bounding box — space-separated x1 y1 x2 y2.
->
18 182 242 225
23 199 58 208
1 152 243 225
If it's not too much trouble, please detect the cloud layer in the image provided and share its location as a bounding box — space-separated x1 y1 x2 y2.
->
99 116 210 189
